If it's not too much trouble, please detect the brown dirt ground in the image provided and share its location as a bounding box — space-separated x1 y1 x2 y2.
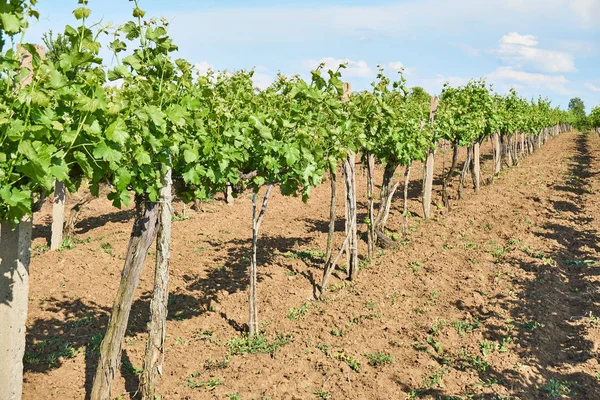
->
22 131 600 399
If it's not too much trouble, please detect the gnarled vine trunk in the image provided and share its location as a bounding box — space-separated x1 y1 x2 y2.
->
366 154 375 259
325 165 337 264
472 139 481 192
442 141 459 210
401 164 411 235
343 154 358 281
91 197 160 400
141 167 173 399
248 185 272 338
422 147 435 219
458 145 473 200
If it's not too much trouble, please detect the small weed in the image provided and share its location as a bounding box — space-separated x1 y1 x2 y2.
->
430 319 447 335
175 337 185 345
462 241 479 250
187 377 223 390
358 258 371 270
460 350 490 373
333 351 361 372
330 328 345 337
409 260 422 276
204 356 230 371
227 394 241 400
422 366 448 389
172 213 190 222
366 352 395 367
87 334 103 354
364 300 376 311
57 238 75 251
314 391 331 399
226 333 292 356
315 343 330 355
427 336 443 353
499 336 513 353
522 321 544 331
539 379 575 398
487 242 506 261
451 318 481 337
479 339 497 356
122 359 143 375
287 303 309 320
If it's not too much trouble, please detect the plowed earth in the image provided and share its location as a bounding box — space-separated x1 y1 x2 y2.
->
23 131 600 399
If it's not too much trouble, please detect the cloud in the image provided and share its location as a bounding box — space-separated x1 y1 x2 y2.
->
252 71 274 90
500 32 538 47
193 61 214 76
496 32 577 73
570 0 600 29
303 57 373 78
386 61 416 77
420 74 470 95
487 66 572 95
585 82 600 92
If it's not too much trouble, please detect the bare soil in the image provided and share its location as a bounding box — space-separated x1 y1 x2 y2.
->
23 131 600 399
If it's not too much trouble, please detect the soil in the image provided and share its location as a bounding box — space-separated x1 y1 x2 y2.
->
22 131 600 399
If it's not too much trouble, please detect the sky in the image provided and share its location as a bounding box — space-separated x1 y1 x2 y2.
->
24 0 600 112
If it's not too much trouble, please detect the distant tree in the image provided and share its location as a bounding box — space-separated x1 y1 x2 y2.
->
590 106 600 132
408 86 431 102
42 30 71 63
568 97 588 130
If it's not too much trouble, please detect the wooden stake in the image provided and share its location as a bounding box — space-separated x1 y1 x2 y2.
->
50 181 66 250
0 218 32 400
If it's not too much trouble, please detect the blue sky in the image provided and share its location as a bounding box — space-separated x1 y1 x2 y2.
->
25 0 600 112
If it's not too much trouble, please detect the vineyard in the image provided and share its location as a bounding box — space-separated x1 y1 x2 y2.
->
1 1 599 400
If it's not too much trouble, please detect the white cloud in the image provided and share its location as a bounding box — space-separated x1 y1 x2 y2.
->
386 61 416 77
570 0 600 29
585 82 600 92
387 61 405 71
420 74 470 95
252 71 274 90
496 32 577 73
303 57 373 78
487 66 572 95
500 32 539 47
193 61 214 76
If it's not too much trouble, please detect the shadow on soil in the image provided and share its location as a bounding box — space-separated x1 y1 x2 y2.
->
398 133 600 398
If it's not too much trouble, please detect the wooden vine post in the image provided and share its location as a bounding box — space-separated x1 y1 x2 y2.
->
472 139 481 192
341 82 359 280
50 181 66 250
0 219 32 400
422 95 438 219
0 44 43 400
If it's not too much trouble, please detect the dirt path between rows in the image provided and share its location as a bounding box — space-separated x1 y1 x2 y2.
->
23 131 599 399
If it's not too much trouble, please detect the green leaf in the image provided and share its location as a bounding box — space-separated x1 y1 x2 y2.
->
105 119 129 145
73 151 94 177
134 148 151 165
93 141 122 163
72 7 91 20
107 65 130 81
183 149 198 163
0 13 21 34
123 54 142 71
